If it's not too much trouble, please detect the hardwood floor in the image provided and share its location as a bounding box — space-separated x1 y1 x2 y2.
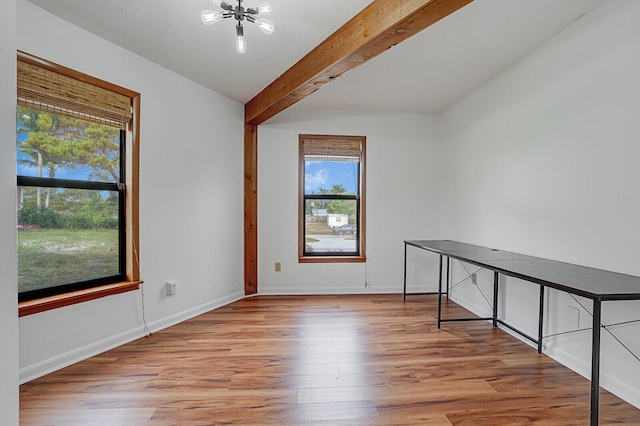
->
20 295 640 425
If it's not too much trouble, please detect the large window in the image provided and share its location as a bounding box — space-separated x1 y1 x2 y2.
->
299 134 366 262
16 52 140 305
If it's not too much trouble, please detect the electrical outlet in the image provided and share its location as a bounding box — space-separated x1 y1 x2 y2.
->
471 273 478 285
275 262 281 272
165 281 177 296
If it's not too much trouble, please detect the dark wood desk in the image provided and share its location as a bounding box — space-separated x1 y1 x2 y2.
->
403 240 640 426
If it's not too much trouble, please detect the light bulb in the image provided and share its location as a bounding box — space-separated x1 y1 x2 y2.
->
257 2 272 14
236 36 247 54
255 17 274 35
201 10 223 25
235 25 247 54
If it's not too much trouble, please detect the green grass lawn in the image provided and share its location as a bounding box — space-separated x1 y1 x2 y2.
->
18 228 119 293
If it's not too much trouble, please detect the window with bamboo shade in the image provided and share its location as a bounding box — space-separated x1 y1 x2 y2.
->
16 51 141 315
299 134 366 263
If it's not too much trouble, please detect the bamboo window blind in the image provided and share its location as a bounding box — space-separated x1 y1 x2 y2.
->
17 59 131 129
301 136 363 163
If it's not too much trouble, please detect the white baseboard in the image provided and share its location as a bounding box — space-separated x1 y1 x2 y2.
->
545 345 640 409
146 291 244 333
447 292 492 320
258 285 398 295
19 291 245 384
19 325 146 384
404 286 438 294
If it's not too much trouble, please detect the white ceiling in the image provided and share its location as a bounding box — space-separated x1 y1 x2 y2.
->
27 0 605 116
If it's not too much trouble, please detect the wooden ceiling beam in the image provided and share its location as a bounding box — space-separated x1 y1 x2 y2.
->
243 0 473 295
244 0 473 125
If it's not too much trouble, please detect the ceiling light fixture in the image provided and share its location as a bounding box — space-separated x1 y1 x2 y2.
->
201 0 274 54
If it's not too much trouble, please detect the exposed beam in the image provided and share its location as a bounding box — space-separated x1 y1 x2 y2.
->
244 124 258 295
245 0 474 125
243 0 474 295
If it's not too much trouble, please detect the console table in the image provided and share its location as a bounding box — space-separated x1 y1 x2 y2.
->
403 240 640 426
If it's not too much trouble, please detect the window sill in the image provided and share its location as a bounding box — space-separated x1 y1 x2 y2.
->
299 256 366 263
18 281 142 317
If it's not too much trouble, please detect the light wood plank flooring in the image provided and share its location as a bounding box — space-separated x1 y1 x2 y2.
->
20 295 640 425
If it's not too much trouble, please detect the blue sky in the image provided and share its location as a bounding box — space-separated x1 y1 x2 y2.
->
17 148 94 181
17 153 94 181
305 161 358 194
16 126 107 181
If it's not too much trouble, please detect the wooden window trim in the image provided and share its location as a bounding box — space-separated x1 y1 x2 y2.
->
298 134 366 262
299 256 366 264
17 51 141 312
18 281 141 317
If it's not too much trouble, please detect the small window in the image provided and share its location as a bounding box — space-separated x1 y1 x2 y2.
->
299 134 366 262
16 52 140 303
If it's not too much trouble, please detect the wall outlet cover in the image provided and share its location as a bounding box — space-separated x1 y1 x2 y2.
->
165 281 177 296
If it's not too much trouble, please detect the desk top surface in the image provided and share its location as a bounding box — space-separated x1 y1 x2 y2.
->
405 240 640 300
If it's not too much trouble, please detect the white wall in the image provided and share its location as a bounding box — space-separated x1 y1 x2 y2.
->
10 0 640 416
258 110 442 295
1 0 20 423
439 0 640 407
17 0 245 382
